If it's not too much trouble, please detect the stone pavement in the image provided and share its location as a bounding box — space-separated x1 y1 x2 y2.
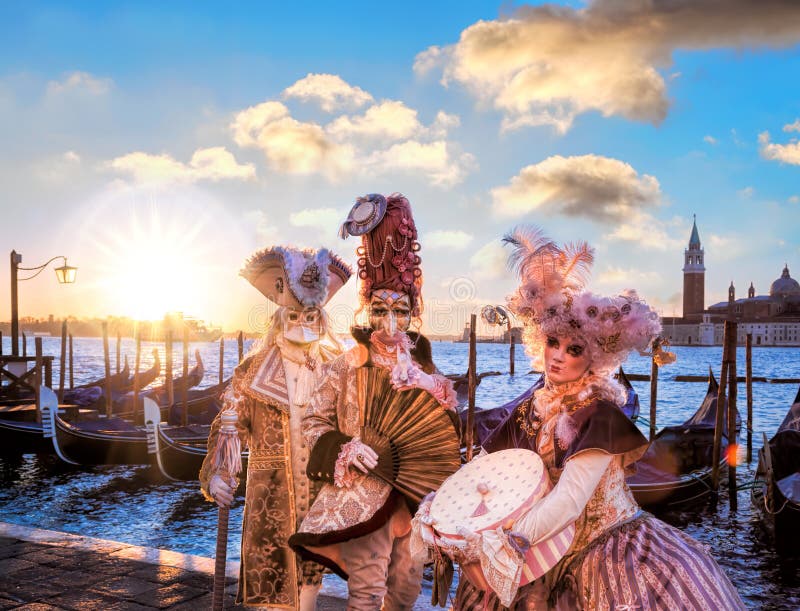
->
0 522 347 610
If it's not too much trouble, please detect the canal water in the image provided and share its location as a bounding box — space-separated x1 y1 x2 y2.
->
1 337 799 608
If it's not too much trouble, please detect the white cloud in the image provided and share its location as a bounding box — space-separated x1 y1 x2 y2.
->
417 1 800 132
244 210 281 244
34 150 84 182
429 111 460 138
282 73 373 112
595 266 662 291
759 131 800 165
367 140 476 187
413 45 448 76
789 195 800 204
490 155 661 221
703 135 718 145
738 186 755 198
47 71 112 96
328 101 422 141
707 233 744 261
469 240 507 279
424 230 474 251
232 79 473 187
108 147 255 183
289 207 342 233
603 213 685 251
231 102 354 178
231 101 290 147
783 119 800 133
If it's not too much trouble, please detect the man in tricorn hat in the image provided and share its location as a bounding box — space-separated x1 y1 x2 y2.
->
289 193 458 610
199 246 352 610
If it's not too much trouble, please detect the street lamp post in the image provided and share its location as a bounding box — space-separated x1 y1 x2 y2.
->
9 250 77 356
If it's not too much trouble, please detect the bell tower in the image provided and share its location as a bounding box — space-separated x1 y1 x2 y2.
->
682 215 705 321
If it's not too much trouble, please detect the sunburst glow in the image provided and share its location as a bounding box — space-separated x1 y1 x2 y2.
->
83 194 224 322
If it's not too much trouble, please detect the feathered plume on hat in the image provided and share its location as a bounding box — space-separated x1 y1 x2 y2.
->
504 225 663 375
240 246 352 308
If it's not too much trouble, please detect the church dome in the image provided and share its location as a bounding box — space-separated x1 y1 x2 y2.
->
770 265 800 298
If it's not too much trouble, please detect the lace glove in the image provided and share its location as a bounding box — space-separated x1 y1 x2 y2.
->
415 492 437 547
209 474 235 508
333 437 378 488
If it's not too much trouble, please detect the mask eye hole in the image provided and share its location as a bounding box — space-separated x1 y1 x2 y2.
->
566 344 584 357
304 309 320 324
286 311 301 323
546 337 559 349
371 307 389 317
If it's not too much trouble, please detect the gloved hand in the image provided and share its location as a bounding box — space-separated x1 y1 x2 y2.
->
416 492 437 546
346 440 378 473
209 474 235 508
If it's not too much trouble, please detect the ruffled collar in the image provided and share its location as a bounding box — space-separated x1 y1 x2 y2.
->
534 374 603 423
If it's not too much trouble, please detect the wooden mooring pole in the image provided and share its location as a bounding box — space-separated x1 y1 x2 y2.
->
165 328 174 409
22 332 27 358
509 331 516 376
0 331 3 355
133 326 142 424
102 321 112 418
466 314 477 462
649 337 660 441
182 326 189 427
237 331 244 362
727 322 738 510
68 333 74 390
34 337 43 424
116 331 122 374
219 337 224 385
712 320 734 491
746 333 753 464
58 320 67 403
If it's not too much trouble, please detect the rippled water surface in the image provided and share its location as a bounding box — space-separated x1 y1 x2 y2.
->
1 337 799 608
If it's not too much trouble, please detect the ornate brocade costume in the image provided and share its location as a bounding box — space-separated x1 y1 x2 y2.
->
200 343 337 608
455 384 745 610
289 329 457 579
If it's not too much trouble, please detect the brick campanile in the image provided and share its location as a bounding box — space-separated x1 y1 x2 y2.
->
682 215 705 321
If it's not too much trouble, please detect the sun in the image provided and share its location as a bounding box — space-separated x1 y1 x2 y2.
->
83 193 223 322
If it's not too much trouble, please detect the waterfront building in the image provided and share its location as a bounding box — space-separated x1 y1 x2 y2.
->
662 219 800 346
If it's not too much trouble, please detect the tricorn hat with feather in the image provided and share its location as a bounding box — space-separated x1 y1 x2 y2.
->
504 226 662 374
240 246 352 309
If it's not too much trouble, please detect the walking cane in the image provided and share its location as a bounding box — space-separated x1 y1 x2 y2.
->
211 410 242 611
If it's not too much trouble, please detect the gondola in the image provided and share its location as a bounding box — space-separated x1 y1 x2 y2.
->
627 368 736 510
144 398 247 483
752 385 800 553
0 399 97 454
109 350 203 418
1 358 131 409
42 387 213 466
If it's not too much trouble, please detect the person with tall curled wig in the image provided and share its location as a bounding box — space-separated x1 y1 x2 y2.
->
290 193 458 610
414 226 745 610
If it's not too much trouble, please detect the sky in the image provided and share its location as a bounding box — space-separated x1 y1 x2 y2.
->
2 0 800 335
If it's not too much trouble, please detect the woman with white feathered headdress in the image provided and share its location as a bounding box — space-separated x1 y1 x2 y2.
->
414 226 745 610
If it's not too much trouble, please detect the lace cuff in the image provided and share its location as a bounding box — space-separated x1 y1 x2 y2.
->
480 526 526 608
333 437 363 488
430 374 458 410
